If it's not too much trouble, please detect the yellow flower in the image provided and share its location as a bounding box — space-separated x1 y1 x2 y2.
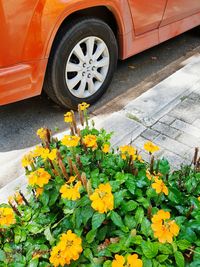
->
198 196 200 201
151 210 179 243
112 254 125 267
67 176 76 184
144 141 160 154
48 149 57 161
79 102 90 111
49 230 82 266
90 183 114 213
8 196 15 203
60 181 81 201
64 112 73 123
112 254 143 267
33 146 49 159
152 177 168 195
33 146 57 161
0 207 16 227
61 135 80 147
28 168 51 187
102 144 110 153
127 254 143 267
21 152 34 167
119 145 136 159
146 170 153 180
36 187 44 197
83 134 98 149
37 128 47 140
146 170 161 181
137 154 144 163
15 192 23 205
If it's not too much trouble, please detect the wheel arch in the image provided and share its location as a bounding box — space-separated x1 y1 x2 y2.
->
45 5 125 60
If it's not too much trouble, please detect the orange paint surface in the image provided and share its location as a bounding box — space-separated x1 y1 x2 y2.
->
1 0 200 105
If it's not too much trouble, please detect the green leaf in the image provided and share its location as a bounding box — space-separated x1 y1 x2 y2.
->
158 243 173 255
141 241 158 259
108 243 122 253
174 251 184 267
86 229 96 243
168 188 183 204
125 178 136 195
110 211 125 229
91 169 100 188
158 158 170 175
96 150 102 161
124 215 136 229
115 172 127 183
92 213 105 230
114 191 126 208
176 240 191 250
156 254 168 263
121 200 138 212
27 223 43 234
49 189 59 206
44 226 55 245
142 257 152 267
83 248 93 261
193 247 200 261
73 208 82 228
146 188 157 198
14 227 22 244
28 258 39 267
81 206 94 225
97 226 108 241
40 191 49 207
141 218 151 237
103 260 112 267
0 250 6 261
179 227 197 243
135 207 144 225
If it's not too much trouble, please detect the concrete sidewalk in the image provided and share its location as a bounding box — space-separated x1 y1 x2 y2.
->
1 53 200 201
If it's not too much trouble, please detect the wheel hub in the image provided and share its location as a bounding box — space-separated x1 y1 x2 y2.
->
65 36 110 98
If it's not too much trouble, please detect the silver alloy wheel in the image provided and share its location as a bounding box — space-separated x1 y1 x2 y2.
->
65 36 110 98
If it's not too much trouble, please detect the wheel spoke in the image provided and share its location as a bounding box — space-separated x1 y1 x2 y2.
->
92 42 106 61
73 44 85 62
86 37 95 58
87 78 96 94
67 73 82 90
93 71 104 82
76 78 87 97
67 62 82 72
94 57 109 68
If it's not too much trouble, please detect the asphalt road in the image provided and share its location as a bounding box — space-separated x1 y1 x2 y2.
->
1 27 200 152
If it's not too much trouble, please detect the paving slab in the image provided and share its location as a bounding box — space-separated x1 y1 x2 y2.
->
124 54 200 126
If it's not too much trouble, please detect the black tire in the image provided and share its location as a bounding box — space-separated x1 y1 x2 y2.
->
44 17 118 109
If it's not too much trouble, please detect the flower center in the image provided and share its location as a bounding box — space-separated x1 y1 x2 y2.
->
66 240 74 247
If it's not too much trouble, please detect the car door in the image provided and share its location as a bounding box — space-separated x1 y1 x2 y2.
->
127 0 167 35
0 0 38 67
161 0 200 26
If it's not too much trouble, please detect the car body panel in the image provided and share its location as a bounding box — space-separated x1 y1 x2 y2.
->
161 0 200 26
1 0 200 105
128 0 167 35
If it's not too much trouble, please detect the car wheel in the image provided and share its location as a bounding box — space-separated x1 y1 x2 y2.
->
44 17 118 109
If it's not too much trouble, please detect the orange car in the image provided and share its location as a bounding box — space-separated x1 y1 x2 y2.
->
1 1 200 109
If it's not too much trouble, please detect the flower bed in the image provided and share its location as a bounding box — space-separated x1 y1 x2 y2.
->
0 103 200 267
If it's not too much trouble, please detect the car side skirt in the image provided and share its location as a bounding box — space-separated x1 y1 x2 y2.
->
0 59 47 105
